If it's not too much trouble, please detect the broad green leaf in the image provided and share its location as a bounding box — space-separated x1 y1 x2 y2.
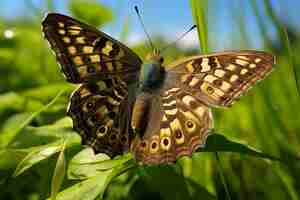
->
13 142 61 177
0 112 33 148
0 90 65 148
0 149 29 170
0 92 25 113
51 142 66 200
198 133 281 161
47 170 113 200
68 148 134 180
48 160 136 200
69 0 113 27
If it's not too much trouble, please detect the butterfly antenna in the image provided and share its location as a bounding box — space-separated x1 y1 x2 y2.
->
161 24 197 53
134 6 155 50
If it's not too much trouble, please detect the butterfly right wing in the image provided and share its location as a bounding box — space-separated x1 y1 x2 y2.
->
167 50 275 107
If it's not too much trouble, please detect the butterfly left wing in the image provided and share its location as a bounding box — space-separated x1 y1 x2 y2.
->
131 89 213 165
166 50 275 107
42 13 142 157
42 13 142 83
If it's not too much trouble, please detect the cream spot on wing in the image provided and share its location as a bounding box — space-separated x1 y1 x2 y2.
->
240 68 248 75
79 87 91 97
107 96 120 105
226 64 237 71
170 118 183 134
102 41 113 56
182 95 196 106
255 58 262 63
195 106 205 117
220 81 231 91
68 46 77 54
201 58 211 72
230 75 239 82
160 128 171 137
73 56 83 65
58 29 65 35
83 46 94 53
58 22 64 27
236 59 248 66
68 29 80 35
167 88 180 93
163 100 177 107
62 37 71 43
96 81 106 90
69 25 82 30
237 56 249 60
186 61 194 73
249 63 256 68
189 77 200 87
90 55 100 62
204 75 217 83
162 114 168 122
165 108 178 115
214 69 226 78
76 37 85 44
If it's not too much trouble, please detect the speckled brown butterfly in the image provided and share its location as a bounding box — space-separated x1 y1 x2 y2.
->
42 13 275 165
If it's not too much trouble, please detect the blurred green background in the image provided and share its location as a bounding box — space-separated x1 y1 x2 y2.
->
0 0 300 200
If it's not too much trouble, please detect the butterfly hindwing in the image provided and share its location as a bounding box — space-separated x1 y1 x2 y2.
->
167 50 275 107
68 78 136 157
42 13 142 83
131 89 212 165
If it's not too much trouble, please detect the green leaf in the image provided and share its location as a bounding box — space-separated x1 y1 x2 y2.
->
68 148 134 180
0 90 66 148
10 119 79 149
13 142 61 177
51 142 66 200
69 0 113 27
197 133 281 161
0 149 29 170
48 159 136 200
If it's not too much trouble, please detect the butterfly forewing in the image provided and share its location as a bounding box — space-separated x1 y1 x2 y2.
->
167 50 275 107
42 13 142 83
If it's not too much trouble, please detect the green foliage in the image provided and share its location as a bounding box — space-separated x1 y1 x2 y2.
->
0 1 300 200
69 0 113 27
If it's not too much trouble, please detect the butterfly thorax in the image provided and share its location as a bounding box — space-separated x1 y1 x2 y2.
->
139 49 165 91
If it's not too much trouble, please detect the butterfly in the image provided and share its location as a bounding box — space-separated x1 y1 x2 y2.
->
42 13 275 165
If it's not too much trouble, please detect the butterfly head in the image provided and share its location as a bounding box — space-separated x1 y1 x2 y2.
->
146 49 164 64
140 49 165 90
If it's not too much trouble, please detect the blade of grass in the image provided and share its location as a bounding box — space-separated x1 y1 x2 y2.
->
51 141 66 200
189 0 209 53
215 152 231 200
